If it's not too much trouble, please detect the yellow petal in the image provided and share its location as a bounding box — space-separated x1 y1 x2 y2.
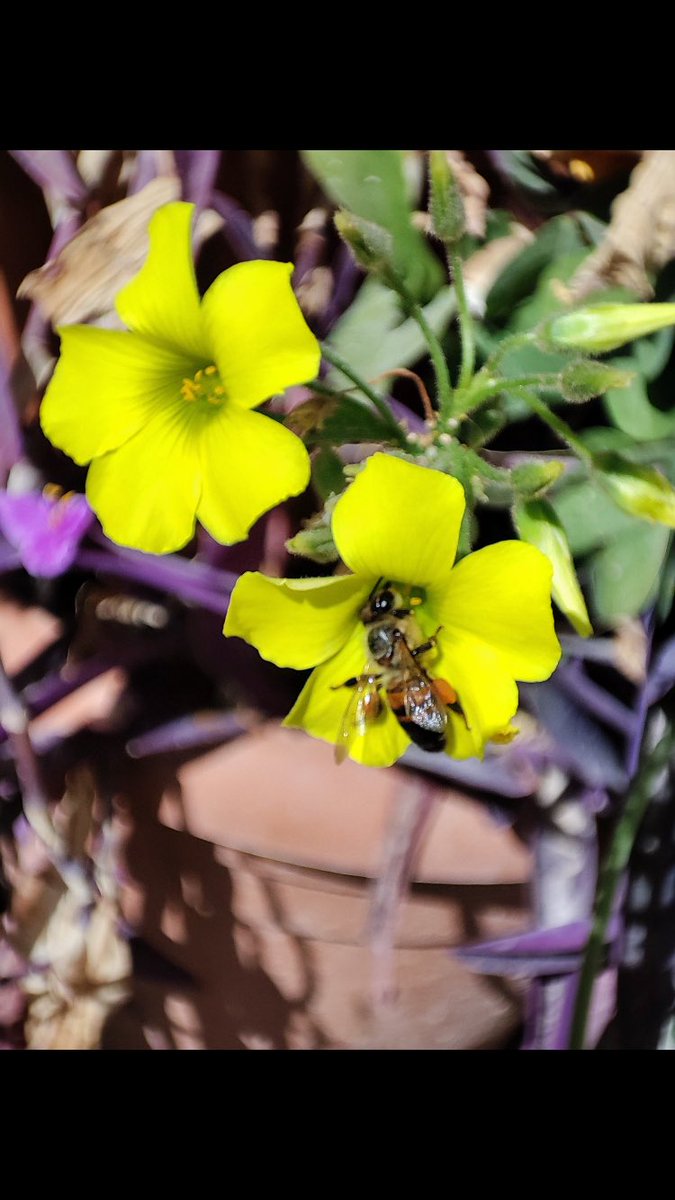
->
86 405 200 554
435 541 560 682
283 623 410 768
201 261 321 409
431 630 520 760
197 406 311 545
41 326 193 466
332 453 465 588
116 202 211 360
224 571 369 670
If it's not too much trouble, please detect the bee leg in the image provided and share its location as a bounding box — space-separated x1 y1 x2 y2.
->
331 674 382 691
449 699 471 731
412 627 444 657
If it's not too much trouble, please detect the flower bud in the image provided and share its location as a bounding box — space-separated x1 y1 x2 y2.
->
514 498 593 637
594 451 675 527
428 150 466 246
334 210 396 280
560 359 635 402
543 303 675 354
512 459 566 498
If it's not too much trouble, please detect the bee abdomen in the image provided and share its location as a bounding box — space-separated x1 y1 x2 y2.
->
388 692 447 752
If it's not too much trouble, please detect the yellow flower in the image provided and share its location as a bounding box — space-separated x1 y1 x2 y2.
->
224 454 561 767
40 202 320 555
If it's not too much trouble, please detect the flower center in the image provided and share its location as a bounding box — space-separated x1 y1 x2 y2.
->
180 365 227 407
43 484 77 528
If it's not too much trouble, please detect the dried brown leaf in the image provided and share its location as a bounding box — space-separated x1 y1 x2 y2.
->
568 151 675 300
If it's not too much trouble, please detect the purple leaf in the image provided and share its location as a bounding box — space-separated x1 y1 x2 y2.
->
401 742 540 797
644 634 675 706
125 710 247 758
9 151 87 205
174 151 221 210
458 918 620 977
0 490 93 578
211 190 269 261
522 680 628 790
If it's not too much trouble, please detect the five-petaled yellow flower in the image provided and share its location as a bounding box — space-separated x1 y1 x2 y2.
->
225 454 562 767
40 202 320 555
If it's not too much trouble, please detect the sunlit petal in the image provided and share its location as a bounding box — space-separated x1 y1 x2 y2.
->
332 453 465 588
224 571 369 670
201 260 321 409
86 403 200 554
116 202 210 360
429 628 520 760
41 326 193 466
434 540 561 681
197 405 311 545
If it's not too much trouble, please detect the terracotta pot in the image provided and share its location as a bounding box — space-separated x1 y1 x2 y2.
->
0 594 533 1050
109 724 531 1050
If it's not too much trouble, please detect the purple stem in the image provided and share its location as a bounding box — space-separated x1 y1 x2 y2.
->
129 150 159 194
521 788 599 1050
210 191 268 261
0 652 93 896
626 610 656 780
556 660 638 737
22 212 82 377
174 151 221 212
125 710 248 758
366 777 437 1013
9 151 88 206
323 243 361 332
75 547 236 617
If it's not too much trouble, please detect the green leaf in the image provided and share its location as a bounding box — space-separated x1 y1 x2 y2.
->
313 395 401 446
301 149 443 301
514 498 593 636
594 451 675 527
589 523 671 623
311 448 345 502
325 277 455 390
486 215 591 321
551 475 637 556
603 355 675 440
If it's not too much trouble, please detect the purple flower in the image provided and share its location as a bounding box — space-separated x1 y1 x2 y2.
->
0 488 93 578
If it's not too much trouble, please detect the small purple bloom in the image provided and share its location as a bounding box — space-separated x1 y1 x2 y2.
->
0 489 93 578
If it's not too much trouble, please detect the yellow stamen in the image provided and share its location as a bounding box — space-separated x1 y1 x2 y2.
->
181 365 227 407
43 483 63 500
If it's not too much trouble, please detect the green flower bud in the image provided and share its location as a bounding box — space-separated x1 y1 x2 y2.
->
514 498 593 637
543 303 675 355
512 459 566 498
286 493 340 564
428 150 466 246
334 209 396 281
594 451 675 527
560 359 635 403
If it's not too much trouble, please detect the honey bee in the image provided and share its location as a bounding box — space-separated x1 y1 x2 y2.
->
333 580 469 761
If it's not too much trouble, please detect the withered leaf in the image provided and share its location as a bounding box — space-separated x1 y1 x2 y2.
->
17 176 224 328
568 151 675 300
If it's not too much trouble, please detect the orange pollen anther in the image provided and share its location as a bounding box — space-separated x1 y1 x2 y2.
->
180 365 227 406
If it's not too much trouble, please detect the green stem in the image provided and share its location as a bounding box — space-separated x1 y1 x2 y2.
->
390 280 454 416
483 330 537 372
568 722 675 1049
450 250 475 390
519 389 592 463
318 348 409 445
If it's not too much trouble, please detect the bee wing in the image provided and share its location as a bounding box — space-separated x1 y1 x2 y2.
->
335 679 379 765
